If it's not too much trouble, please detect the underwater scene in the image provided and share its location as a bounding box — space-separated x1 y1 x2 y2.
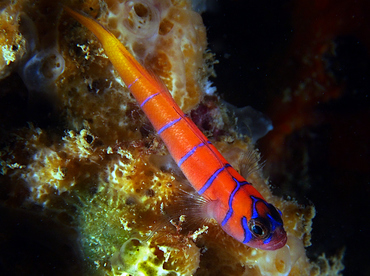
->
0 0 368 275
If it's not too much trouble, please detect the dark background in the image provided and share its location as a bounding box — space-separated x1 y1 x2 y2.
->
202 0 370 275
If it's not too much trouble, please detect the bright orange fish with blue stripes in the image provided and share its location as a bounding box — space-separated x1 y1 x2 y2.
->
64 6 287 250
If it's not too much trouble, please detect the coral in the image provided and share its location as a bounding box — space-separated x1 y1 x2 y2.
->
0 3 27 80
111 236 200 275
0 0 345 275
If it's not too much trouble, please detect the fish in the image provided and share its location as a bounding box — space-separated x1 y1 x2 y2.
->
63 6 287 250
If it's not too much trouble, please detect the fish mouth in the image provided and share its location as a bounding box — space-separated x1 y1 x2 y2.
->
271 233 288 249
263 228 288 250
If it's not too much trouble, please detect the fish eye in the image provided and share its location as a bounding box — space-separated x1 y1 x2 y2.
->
248 219 269 239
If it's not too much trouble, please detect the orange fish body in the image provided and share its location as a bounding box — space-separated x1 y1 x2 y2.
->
64 7 287 250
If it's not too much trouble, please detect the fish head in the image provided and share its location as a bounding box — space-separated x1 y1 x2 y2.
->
240 196 287 250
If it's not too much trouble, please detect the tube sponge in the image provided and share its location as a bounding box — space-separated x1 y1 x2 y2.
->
120 0 161 39
251 235 306 276
21 48 65 92
106 0 208 112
